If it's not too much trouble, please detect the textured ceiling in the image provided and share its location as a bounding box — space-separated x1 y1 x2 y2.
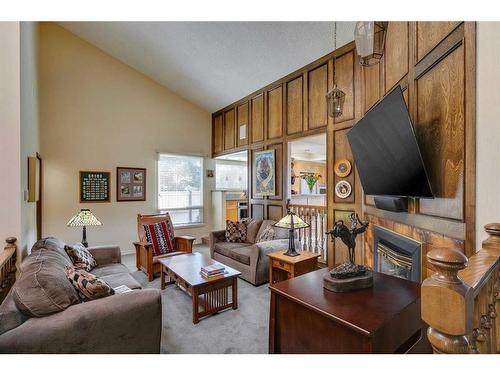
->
59 22 356 112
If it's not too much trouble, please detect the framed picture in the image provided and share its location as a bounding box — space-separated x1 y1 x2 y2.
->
80 171 110 203
116 167 146 201
254 149 276 196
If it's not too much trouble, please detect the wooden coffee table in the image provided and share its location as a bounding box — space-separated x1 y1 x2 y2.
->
159 252 241 324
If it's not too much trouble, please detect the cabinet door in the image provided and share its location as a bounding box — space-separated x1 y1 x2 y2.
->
224 108 236 150
251 94 264 143
237 102 249 147
267 85 283 140
213 114 223 154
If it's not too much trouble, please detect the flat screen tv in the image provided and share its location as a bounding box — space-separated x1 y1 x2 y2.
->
347 86 433 198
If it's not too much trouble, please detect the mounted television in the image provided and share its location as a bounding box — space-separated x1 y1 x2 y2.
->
347 86 433 198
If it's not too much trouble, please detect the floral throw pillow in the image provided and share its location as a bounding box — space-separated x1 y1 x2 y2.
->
64 243 97 272
256 224 276 243
64 266 115 301
225 220 247 243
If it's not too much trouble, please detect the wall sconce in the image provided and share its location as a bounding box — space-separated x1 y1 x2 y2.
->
354 22 388 66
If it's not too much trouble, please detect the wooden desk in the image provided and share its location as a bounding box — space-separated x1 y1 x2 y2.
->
269 268 427 353
267 251 320 284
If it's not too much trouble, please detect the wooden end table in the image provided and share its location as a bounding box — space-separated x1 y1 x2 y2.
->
267 250 320 284
159 253 241 324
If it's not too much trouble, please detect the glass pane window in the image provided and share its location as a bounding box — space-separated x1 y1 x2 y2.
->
158 154 203 225
215 161 247 190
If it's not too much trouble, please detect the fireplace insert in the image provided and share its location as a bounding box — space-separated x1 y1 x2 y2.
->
373 226 422 282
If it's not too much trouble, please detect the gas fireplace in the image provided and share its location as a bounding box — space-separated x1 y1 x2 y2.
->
373 226 422 282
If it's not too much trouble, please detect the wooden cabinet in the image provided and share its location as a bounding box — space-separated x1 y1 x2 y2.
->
286 76 303 135
267 85 283 140
213 114 223 154
267 251 320 285
237 102 248 147
223 108 236 151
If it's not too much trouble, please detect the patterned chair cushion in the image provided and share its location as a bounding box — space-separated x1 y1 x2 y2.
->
64 266 115 301
256 224 276 243
225 220 247 243
143 221 174 256
64 243 97 272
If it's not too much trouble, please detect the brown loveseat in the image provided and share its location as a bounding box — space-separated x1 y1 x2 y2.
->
210 219 295 285
0 237 161 353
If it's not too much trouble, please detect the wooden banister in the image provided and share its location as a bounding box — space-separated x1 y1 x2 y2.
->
0 237 17 304
421 224 500 354
289 204 327 262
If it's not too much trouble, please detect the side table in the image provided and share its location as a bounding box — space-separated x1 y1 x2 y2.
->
267 250 320 284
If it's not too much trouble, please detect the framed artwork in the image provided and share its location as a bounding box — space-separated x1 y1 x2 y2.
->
80 171 110 203
254 149 276 196
116 167 146 201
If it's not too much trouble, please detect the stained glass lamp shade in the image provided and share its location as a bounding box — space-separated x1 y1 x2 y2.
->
274 210 309 257
67 209 102 248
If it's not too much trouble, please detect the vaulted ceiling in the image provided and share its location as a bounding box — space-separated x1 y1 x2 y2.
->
59 22 356 112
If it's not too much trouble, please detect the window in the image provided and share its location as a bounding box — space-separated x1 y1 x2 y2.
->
215 161 247 190
158 153 203 225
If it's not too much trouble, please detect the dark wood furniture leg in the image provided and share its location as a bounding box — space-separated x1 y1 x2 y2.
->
160 264 165 290
192 286 200 324
232 277 238 309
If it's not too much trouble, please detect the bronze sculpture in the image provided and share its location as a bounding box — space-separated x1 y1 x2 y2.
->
326 213 370 280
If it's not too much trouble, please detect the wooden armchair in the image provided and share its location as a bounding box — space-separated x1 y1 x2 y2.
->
133 213 195 281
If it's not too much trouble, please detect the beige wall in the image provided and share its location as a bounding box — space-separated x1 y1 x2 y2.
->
20 22 40 257
476 22 500 249
39 23 212 254
0 22 22 252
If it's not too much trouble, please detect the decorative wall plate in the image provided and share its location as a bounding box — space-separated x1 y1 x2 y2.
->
334 159 352 177
335 180 352 199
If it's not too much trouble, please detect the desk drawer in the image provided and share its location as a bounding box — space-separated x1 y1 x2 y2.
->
272 259 292 273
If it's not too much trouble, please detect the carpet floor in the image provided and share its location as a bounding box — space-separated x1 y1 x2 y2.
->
124 245 270 354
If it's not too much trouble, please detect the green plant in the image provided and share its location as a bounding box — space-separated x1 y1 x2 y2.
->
300 172 322 193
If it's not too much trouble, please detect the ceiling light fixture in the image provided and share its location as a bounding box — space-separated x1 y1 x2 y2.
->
326 22 346 118
354 21 388 66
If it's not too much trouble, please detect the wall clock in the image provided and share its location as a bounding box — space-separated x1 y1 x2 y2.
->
335 180 352 199
334 159 352 177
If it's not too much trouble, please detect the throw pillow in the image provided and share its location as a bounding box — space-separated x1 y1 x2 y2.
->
64 266 115 301
256 224 276 243
225 220 247 243
143 221 174 256
64 243 97 272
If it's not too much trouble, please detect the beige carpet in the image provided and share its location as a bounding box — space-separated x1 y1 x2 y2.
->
123 245 269 354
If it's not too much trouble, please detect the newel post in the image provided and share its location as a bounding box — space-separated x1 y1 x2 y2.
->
421 248 472 353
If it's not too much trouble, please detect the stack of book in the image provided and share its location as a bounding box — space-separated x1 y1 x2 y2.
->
200 264 226 279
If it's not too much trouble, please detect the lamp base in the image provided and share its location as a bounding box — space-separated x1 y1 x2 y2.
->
283 249 300 257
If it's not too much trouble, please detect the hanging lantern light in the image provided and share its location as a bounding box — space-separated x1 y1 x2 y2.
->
327 22 346 118
354 21 388 66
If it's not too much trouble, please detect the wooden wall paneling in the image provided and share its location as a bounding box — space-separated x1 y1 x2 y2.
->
267 85 283 140
223 108 236 150
307 63 328 130
416 45 465 221
384 22 409 93
267 142 283 201
251 94 265 143
333 128 355 204
237 102 249 147
463 22 476 256
213 114 223 155
251 203 264 220
363 63 381 112
267 204 284 221
326 124 335 266
416 22 461 62
286 76 304 135
334 50 355 123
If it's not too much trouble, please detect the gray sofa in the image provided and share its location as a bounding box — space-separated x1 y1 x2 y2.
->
0 237 161 353
210 219 295 285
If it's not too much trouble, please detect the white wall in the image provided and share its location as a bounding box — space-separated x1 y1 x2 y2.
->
476 22 500 249
0 22 22 253
39 23 212 254
20 22 40 257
